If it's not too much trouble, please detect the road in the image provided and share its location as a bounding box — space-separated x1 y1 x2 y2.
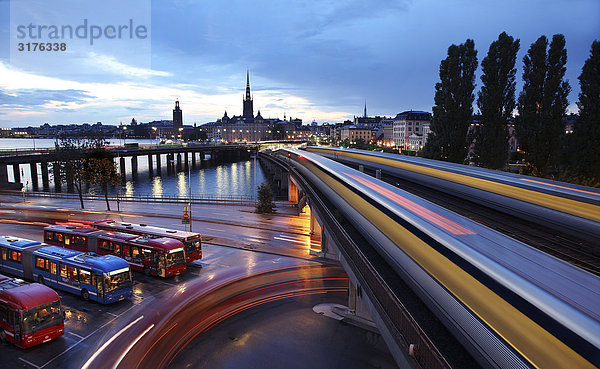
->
0 195 397 369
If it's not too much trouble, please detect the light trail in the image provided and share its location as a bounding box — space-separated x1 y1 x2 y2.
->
80 315 145 369
112 324 155 369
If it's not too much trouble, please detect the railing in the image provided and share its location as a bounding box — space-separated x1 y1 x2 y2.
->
2 190 294 207
275 153 451 369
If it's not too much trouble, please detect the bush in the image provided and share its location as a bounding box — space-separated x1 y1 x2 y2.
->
255 183 276 213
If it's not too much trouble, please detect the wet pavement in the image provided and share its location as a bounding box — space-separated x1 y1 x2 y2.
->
0 194 397 369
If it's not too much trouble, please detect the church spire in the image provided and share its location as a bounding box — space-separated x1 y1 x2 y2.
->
364 100 367 118
243 69 254 119
245 69 251 101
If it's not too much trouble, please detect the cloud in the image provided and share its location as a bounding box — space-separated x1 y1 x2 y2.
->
86 52 173 78
0 89 92 107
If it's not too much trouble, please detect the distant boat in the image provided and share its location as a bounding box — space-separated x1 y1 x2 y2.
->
159 139 174 145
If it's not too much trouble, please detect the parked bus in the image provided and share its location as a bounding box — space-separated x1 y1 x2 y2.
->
44 225 187 278
94 220 202 264
0 274 64 348
0 236 133 304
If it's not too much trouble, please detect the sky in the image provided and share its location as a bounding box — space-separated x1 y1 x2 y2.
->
0 0 599 128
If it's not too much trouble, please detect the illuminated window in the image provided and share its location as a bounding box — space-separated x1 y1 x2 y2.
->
50 262 57 275
60 264 67 278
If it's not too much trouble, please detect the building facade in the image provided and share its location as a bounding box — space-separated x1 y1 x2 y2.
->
392 110 431 149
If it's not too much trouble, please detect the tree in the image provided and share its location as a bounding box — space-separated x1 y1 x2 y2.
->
255 183 275 213
51 134 106 209
516 35 570 176
84 151 120 211
572 40 600 182
475 32 520 169
424 39 478 163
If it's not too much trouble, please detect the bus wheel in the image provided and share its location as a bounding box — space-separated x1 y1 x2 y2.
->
38 275 44 285
144 266 151 276
81 289 90 301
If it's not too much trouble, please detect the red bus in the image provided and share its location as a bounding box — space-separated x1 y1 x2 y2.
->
0 274 64 348
94 220 202 264
43 225 187 278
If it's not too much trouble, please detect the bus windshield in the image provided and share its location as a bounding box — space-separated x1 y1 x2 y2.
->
104 271 132 293
185 237 201 252
166 250 185 268
22 301 63 335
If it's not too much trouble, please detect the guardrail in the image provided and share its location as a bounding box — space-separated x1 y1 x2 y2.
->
2 190 294 207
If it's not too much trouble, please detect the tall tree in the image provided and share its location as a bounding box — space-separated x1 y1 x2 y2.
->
52 134 106 209
84 152 120 211
573 40 600 182
516 34 571 176
424 39 478 163
474 32 520 169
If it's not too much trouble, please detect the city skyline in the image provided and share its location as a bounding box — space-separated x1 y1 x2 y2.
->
0 0 599 128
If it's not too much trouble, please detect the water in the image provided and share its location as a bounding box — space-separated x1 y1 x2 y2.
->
1 138 267 199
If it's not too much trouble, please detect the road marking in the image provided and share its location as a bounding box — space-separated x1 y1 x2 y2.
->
39 304 139 369
274 236 309 245
106 312 119 317
18 358 40 369
68 331 84 340
81 315 145 369
112 324 154 369
161 281 177 287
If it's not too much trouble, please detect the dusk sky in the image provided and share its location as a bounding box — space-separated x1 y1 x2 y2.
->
0 0 599 128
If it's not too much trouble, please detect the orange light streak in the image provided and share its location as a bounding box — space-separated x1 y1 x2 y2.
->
520 178 600 196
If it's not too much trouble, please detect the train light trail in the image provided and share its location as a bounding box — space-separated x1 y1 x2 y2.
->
343 172 476 235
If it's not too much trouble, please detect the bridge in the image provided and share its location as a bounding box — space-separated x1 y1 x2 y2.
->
260 147 600 369
0 144 256 191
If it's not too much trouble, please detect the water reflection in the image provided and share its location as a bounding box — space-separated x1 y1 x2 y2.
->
152 177 163 197
177 172 187 197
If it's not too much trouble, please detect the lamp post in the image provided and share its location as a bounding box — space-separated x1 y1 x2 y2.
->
188 155 192 232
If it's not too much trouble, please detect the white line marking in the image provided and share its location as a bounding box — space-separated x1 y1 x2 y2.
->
39 304 138 369
106 312 119 317
18 358 40 369
81 315 145 369
274 236 309 245
112 324 155 369
161 281 177 287
68 331 84 340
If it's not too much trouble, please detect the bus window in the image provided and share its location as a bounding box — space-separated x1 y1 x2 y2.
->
56 233 63 243
50 262 57 275
114 243 121 256
79 269 91 285
68 266 79 280
10 250 21 262
132 246 140 260
44 231 53 242
59 264 67 278
122 245 130 258
64 235 71 246
73 236 86 248
99 240 110 252
35 257 49 271
1 248 6 260
141 248 151 261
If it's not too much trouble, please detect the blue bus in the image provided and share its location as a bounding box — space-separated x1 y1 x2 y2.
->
0 236 133 304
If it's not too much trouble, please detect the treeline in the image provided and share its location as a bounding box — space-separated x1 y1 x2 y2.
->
423 33 600 187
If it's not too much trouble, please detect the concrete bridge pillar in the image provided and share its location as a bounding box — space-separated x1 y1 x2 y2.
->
131 156 138 176
0 163 8 185
13 164 21 184
176 153 182 171
155 154 161 174
41 162 49 190
184 152 189 170
191 151 196 167
30 163 39 190
66 164 75 192
167 153 174 174
119 157 126 179
53 162 61 192
288 175 298 203
147 154 153 176
309 209 324 256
